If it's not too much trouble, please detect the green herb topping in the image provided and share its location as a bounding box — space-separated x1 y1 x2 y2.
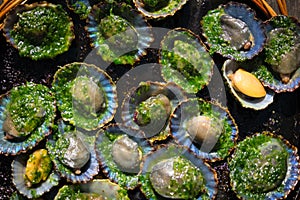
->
9 4 74 60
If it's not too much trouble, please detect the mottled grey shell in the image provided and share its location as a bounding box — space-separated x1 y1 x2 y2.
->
112 134 142 173
186 115 223 152
220 14 252 51
149 157 204 199
59 132 91 170
140 144 218 199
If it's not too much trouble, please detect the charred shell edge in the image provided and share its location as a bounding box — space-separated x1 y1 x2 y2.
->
95 123 153 189
2 1 75 60
12 153 60 199
139 143 218 199
133 0 188 19
170 98 239 162
52 62 118 131
47 122 100 183
0 86 56 156
256 16 300 93
85 2 153 64
229 131 300 199
222 59 275 110
201 2 266 61
121 81 187 142
159 27 215 94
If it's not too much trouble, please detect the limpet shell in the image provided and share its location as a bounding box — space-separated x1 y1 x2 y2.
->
0 82 56 155
139 144 218 199
86 2 153 65
12 150 60 199
201 2 266 61
229 132 300 200
95 123 152 189
133 0 188 19
54 179 130 199
52 62 117 130
2 2 75 60
46 120 99 183
66 0 91 19
223 59 275 110
170 98 238 162
253 15 300 92
159 28 214 94
121 81 187 143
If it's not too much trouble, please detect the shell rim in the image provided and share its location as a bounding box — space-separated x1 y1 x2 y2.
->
46 121 100 184
139 143 218 200
200 1 266 61
228 131 300 200
11 151 60 199
169 97 239 162
120 81 188 142
222 59 275 110
52 62 118 131
85 2 154 65
158 27 215 94
95 123 153 190
0 83 56 156
2 1 75 60
255 15 300 93
133 0 188 19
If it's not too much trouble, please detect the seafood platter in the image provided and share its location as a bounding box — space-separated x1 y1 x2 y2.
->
0 0 300 199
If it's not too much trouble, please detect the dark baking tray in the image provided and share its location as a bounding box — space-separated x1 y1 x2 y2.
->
0 0 299 199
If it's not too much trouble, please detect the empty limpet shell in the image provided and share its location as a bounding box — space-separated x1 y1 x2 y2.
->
228 68 266 98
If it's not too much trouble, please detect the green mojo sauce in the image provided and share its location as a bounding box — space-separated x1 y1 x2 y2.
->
97 14 138 65
229 134 288 199
10 4 74 60
6 83 54 138
202 8 247 61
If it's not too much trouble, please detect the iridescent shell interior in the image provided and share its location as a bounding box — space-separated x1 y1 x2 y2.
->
95 123 152 189
12 152 60 199
46 120 99 183
86 2 153 65
252 15 300 93
0 83 56 156
133 0 188 19
170 98 238 162
52 62 117 130
201 2 266 61
229 132 300 200
121 81 187 143
2 2 75 60
159 28 215 94
222 59 275 110
140 144 218 199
